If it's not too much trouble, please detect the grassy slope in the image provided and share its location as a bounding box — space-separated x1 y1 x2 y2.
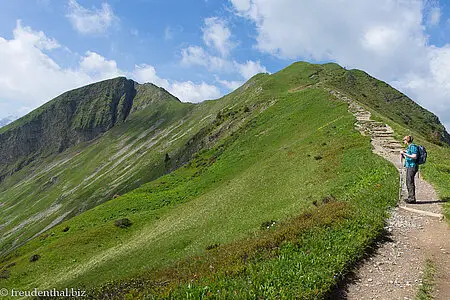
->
0 94 203 256
1 63 399 298
0 74 279 257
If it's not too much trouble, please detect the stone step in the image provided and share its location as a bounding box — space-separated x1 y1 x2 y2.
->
372 128 391 132
374 126 393 132
372 133 394 137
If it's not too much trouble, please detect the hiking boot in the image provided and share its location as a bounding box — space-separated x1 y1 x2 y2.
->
405 199 416 204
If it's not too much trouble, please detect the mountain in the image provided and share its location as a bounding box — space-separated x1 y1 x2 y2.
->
0 62 449 298
0 115 17 128
0 77 174 182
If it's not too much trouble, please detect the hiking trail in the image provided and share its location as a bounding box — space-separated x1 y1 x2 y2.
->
329 90 450 300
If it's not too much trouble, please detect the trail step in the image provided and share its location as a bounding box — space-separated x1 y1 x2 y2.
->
399 206 444 220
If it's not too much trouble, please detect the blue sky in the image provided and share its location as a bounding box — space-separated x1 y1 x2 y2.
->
0 0 449 131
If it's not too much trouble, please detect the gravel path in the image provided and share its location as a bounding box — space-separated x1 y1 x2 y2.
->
329 90 450 300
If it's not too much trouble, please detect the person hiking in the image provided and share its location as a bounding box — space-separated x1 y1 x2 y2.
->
400 135 418 203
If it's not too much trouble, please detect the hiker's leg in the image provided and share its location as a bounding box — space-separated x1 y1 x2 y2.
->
406 167 418 202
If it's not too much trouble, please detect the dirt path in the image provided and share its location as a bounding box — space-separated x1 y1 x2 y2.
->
329 90 450 300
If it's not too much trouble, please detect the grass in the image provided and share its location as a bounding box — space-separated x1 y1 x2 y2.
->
1 61 448 298
415 259 436 300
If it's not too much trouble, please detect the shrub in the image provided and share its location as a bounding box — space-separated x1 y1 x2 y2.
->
0 269 10 279
206 244 219 251
114 218 132 228
260 220 277 230
29 254 40 262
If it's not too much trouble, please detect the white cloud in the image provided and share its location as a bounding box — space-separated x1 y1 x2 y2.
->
216 77 244 90
202 17 235 57
181 45 232 71
229 0 450 131
80 51 122 79
180 45 267 83
0 21 221 119
169 81 221 103
131 64 169 89
230 0 251 12
131 64 221 103
0 20 93 116
181 46 209 67
235 60 267 79
179 15 268 92
66 0 118 35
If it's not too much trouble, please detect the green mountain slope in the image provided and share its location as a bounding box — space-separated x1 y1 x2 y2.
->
0 62 449 298
0 74 272 256
0 79 196 256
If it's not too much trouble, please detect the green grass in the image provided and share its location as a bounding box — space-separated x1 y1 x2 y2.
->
0 84 398 298
416 259 436 300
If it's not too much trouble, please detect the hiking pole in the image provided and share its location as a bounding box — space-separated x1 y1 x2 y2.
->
399 156 404 201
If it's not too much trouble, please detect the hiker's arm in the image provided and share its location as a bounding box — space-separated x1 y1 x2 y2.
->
400 151 418 159
408 153 418 159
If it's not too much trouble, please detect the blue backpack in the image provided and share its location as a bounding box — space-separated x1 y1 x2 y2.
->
416 145 427 165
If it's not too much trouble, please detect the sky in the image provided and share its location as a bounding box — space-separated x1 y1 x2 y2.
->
0 0 449 131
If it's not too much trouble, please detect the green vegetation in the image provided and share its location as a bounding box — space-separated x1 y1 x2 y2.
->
0 61 448 298
415 259 436 300
324 66 450 145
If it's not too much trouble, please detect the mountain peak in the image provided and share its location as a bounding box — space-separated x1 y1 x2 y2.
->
0 77 181 182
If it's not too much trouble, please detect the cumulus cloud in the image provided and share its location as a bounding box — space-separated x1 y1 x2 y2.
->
181 44 267 88
170 81 221 103
0 21 221 118
132 64 170 88
80 51 122 79
181 45 233 71
216 79 244 90
131 64 221 103
235 60 267 79
229 0 450 131
0 20 93 115
180 16 268 90
66 0 118 35
202 17 236 57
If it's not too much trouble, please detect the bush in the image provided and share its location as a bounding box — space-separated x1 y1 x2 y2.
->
0 269 10 279
260 220 277 230
29 254 40 262
206 244 219 251
114 218 132 228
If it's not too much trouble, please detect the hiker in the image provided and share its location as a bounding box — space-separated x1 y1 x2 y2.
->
400 135 418 203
